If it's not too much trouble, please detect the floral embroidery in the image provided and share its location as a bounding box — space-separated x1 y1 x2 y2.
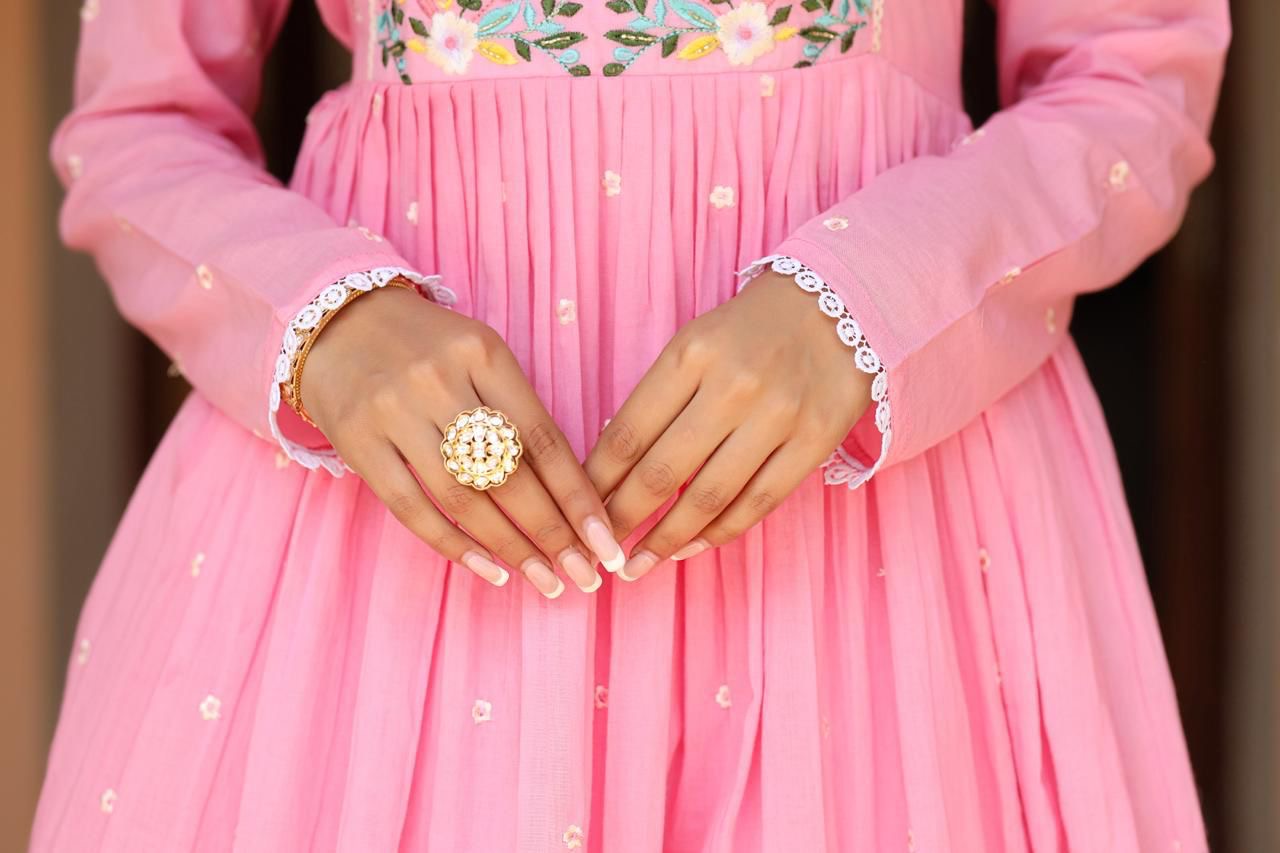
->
594 684 609 708
76 638 91 666
99 788 117 814
472 698 493 723
715 684 732 708
557 298 577 324
199 694 222 721
759 73 776 96
377 0 591 80
190 552 205 578
602 0 873 75
709 185 736 208
602 169 622 197
563 825 585 848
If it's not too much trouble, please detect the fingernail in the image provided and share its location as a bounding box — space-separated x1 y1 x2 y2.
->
584 516 626 573
523 559 565 599
618 550 658 582
560 548 602 594
671 539 710 561
462 551 509 587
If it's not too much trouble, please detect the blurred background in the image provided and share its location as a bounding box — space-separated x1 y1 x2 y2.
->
1 0 1275 850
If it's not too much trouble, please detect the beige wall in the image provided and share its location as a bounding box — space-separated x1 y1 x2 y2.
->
0 0 51 847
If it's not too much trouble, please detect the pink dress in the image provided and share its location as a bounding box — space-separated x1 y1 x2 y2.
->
34 0 1228 849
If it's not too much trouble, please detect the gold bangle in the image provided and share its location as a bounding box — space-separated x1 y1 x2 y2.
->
281 277 419 427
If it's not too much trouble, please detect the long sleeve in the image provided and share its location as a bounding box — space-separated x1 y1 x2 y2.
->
757 0 1229 487
53 0 439 471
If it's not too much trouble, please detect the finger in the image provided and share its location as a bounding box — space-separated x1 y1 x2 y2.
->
346 438 511 588
622 419 785 581
696 433 833 551
584 343 699 501
606 392 737 546
486 464 602 593
393 421 567 600
473 350 627 573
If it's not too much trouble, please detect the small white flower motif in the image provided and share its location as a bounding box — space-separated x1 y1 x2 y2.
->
371 92 384 120
199 694 222 721
406 201 419 225
823 215 849 232
190 552 205 578
80 0 99 23
76 638 91 666
709 185 736 209
876 567 887 577
100 788 117 814
978 547 990 572
714 684 732 709
759 74 775 98
196 264 214 290
424 12 480 75
563 825 585 849
275 451 290 469
1108 160 1131 191
1000 266 1021 285
1045 307 1057 334
594 684 609 709
715 2 776 67
602 170 622 197
557 298 577 325
472 699 493 724
67 155 84 181
354 225 383 242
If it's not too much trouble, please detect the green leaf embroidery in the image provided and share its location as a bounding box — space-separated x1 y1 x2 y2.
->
794 60 814 68
568 64 592 76
606 0 631 11
634 0 648 15
541 0 555 16
661 32 679 57
769 5 791 24
559 2 583 16
457 0 482 10
603 62 627 76
604 29 659 46
839 28 856 52
799 26 837 42
801 0 822 10
535 30 588 49
391 5 404 24
409 16 429 36
515 38 532 61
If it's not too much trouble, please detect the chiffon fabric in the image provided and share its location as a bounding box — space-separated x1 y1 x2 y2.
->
34 0 1228 850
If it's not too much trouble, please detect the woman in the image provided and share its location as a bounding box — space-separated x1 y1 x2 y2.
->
33 0 1228 849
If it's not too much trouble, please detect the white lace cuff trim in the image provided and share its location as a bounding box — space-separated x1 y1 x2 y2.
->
737 254 891 489
268 267 458 476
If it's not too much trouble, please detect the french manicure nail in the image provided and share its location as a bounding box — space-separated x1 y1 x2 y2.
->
560 548 602 594
523 559 565 599
618 550 658 582
584 516 626 573
462 551 510 587
671 539 710 561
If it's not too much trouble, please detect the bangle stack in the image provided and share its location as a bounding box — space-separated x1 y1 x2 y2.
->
279 276 420 427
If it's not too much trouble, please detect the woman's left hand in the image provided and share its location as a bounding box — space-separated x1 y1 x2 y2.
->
584 271 873 581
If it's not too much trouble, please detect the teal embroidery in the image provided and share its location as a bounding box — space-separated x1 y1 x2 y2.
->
601 0 872 76
376 0 591 81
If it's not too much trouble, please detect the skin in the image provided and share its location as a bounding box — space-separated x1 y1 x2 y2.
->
302 272 870 593
584 271 871 580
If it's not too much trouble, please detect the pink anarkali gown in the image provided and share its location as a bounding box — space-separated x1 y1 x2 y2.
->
33 0 1228 849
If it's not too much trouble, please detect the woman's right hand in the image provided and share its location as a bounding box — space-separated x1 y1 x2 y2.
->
300 286 625 597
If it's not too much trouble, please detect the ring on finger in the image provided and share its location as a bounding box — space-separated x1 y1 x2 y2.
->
440 406 523 491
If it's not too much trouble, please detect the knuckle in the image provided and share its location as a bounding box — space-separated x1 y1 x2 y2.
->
690 484 728 514
405 357 449 390
439 483 476 516
747 489 780 515
386 491 423 521
523 422 561 463
639 460 677 497
724 371 764 401
674 330 714 370
532 520 568 546
603 420 642 464
369 384 403 417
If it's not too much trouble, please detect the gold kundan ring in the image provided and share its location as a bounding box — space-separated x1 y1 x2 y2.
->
440 406 523 490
